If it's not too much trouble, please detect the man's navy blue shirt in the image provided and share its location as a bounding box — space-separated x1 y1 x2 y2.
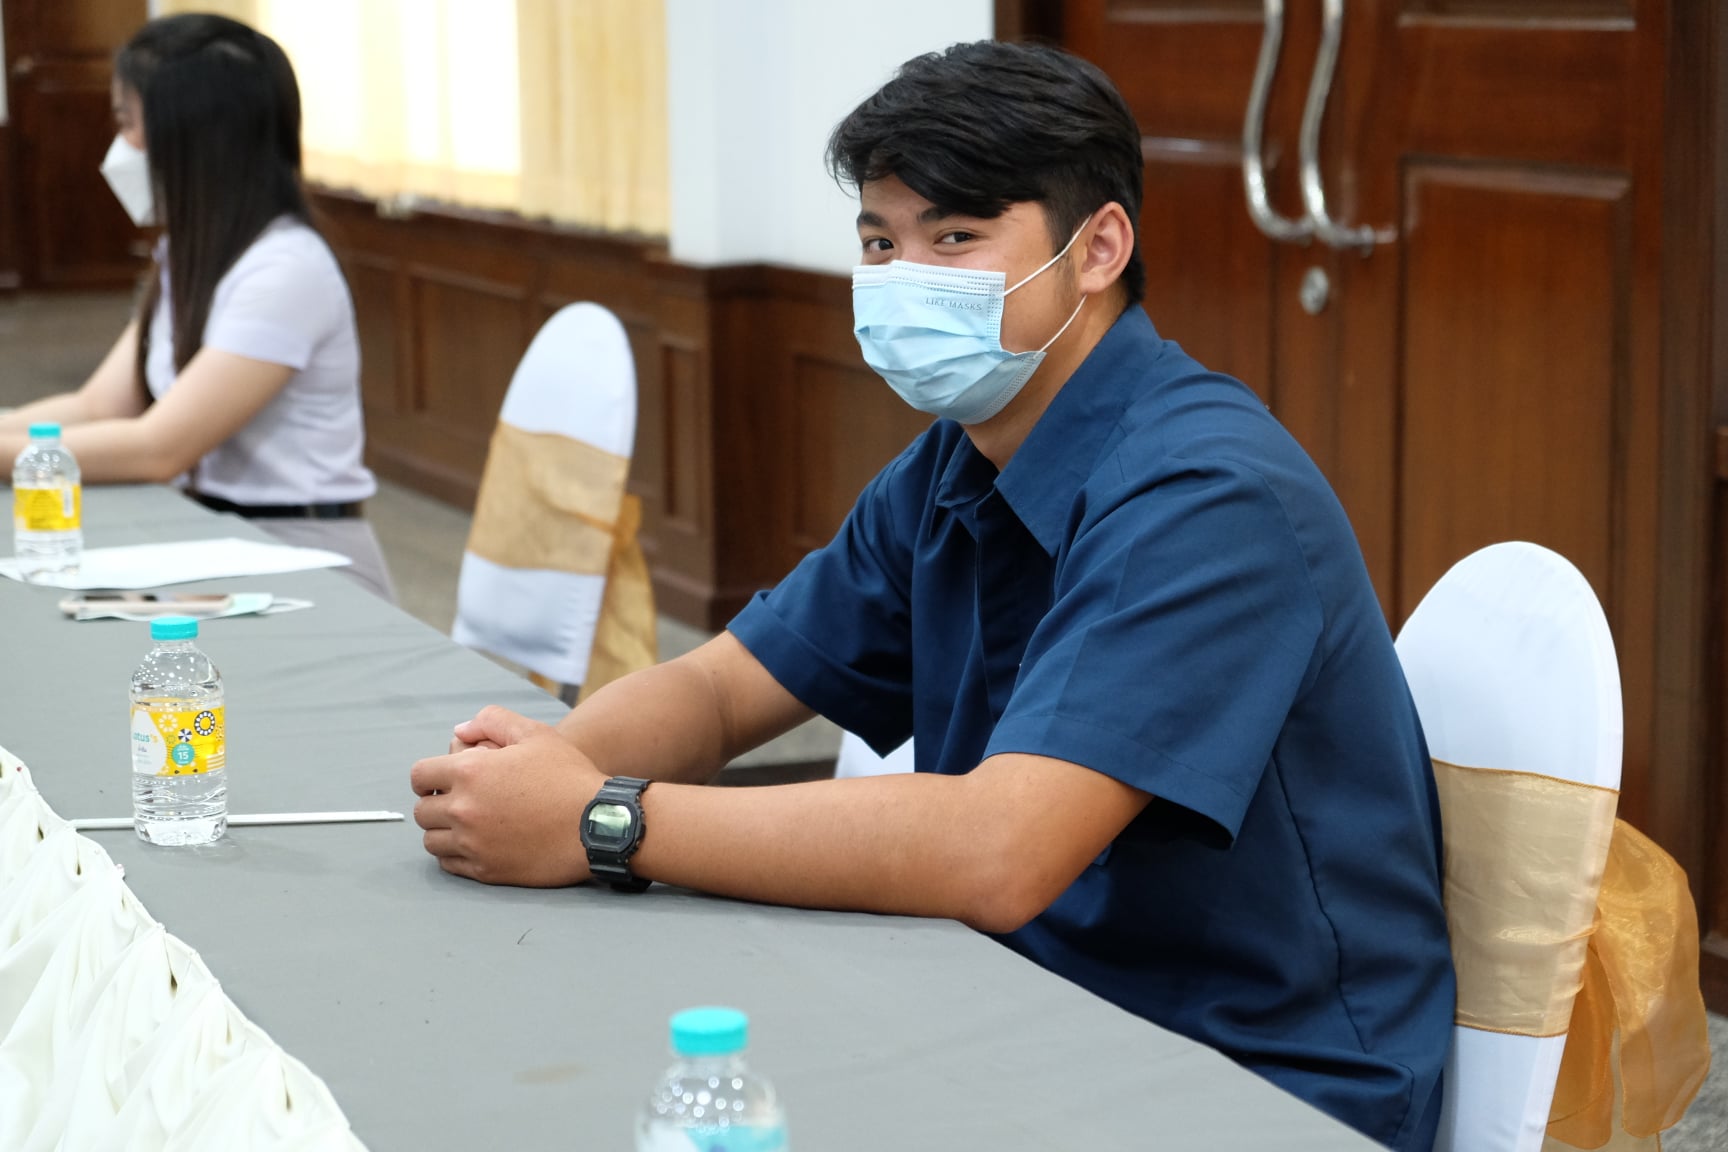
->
729 307 1454 1150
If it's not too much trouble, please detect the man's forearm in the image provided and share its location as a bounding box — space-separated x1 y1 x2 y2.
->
631 771 1028 932
554 633 814 786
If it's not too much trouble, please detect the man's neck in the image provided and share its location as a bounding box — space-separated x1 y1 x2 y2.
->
964 297 1124 471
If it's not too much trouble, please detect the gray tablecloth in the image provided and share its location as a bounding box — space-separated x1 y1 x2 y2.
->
0 486 1379 1151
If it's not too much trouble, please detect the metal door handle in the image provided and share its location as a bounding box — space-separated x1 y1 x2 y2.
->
1298 0 1392 252
1242 0 1312 244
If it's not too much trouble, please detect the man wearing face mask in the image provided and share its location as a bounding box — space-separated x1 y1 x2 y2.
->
412 41 1454 1150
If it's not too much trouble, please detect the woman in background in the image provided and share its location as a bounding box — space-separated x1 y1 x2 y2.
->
0 13 393 599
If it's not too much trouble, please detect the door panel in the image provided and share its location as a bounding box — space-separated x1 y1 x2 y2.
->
1396 166 1627 619
1063 0 1301 399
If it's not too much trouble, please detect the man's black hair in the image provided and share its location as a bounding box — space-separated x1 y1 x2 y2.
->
827 40 1144 308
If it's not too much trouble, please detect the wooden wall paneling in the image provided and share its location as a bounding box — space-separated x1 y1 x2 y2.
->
0 123 20 290
345 256 404 419
777 288 931 571
643 271 718 626
5 0 147 289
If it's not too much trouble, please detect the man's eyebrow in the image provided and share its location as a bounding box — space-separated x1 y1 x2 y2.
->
919 205 968 225
856 207 980 229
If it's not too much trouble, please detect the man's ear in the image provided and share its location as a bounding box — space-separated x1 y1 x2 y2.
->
1075 201 1134 301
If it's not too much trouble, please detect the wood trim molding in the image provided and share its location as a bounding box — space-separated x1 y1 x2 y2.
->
1715 426 1728 481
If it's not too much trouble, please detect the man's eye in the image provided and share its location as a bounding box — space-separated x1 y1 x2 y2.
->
861 237 892 254
937 231 977 245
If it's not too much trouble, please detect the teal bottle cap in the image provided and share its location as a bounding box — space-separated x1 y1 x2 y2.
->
27 423 60 439
150 616 199 641
669 1007 749 1057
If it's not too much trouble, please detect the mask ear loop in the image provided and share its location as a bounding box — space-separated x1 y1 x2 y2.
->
1005 211 1096 296
1005 211 1096 354
1037 294 1087 354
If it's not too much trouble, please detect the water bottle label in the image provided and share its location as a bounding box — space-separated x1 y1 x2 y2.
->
131 704 226 776
13 484 81 532
637 1125 787 1152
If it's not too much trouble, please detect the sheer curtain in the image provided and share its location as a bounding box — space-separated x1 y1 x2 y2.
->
516 0 667 236
155 0 667 236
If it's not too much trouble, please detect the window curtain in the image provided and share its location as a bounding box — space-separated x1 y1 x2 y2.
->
515 0 668 237
154 0 668 237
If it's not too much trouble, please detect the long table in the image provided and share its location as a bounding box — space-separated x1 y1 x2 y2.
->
1 485 1381 1150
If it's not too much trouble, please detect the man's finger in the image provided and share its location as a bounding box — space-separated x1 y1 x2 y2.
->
414 792 454 830
454 705 551 750
438 853 482 882
411 752 463 797
422 828 463 858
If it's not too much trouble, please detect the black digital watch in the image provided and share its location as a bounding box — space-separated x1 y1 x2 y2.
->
579 775 652 892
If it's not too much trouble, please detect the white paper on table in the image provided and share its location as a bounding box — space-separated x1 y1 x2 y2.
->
0 538 350 590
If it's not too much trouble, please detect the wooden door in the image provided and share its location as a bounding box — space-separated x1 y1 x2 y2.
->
1061 0 1722 1003
3 0 148 288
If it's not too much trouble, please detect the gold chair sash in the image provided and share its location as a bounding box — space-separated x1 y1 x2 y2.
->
1544 819 1711 1150
467 422 630 575
576 492 656 701
1431 760 1711 1148
1433 759 1617 1037
470 421 658 697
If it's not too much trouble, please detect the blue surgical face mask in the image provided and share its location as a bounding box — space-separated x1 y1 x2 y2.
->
851 217 1091 425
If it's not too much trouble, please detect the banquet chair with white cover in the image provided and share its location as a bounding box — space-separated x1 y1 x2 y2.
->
452 302 657 705
1394 542 1621 1152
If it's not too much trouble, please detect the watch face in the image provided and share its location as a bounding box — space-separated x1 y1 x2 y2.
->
583 801 635 852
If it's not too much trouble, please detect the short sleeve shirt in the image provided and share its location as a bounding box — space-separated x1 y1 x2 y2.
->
729 307 1455 1151
147 218 376 505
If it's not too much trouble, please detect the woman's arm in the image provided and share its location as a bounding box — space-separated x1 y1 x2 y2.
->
0 342 293 483
0 322 149 434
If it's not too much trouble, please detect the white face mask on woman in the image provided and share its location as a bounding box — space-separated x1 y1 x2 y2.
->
99 136 157 227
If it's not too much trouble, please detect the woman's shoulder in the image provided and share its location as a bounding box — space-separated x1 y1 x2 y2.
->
239 216 340 268
217 217 348 304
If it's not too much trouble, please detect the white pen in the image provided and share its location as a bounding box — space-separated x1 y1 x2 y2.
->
71 810 404 831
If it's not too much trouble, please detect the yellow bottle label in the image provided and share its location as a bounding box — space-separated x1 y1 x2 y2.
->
130 703 226 776
13 484 81 532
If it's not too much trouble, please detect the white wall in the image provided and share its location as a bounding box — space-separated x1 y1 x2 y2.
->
667 0 992 276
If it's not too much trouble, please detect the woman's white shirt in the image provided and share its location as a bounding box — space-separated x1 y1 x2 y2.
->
145 218 377 505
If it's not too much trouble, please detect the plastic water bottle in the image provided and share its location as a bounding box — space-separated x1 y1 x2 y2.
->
637 1007 788 1152
11 422 82 581
130 616 227 846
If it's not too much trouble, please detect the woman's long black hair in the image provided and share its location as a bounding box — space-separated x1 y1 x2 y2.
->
115 14 311 388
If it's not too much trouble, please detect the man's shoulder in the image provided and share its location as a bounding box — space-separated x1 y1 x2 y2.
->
1106 348 1306 484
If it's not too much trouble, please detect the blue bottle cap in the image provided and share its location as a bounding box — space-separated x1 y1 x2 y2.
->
150 616 199 642
669 1007 749 1057
27 423 61 439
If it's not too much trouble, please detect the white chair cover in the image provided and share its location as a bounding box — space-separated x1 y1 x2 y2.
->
1394 542 1621 1152
0 744 370 1151
452 302 638 688
834 732 915 779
